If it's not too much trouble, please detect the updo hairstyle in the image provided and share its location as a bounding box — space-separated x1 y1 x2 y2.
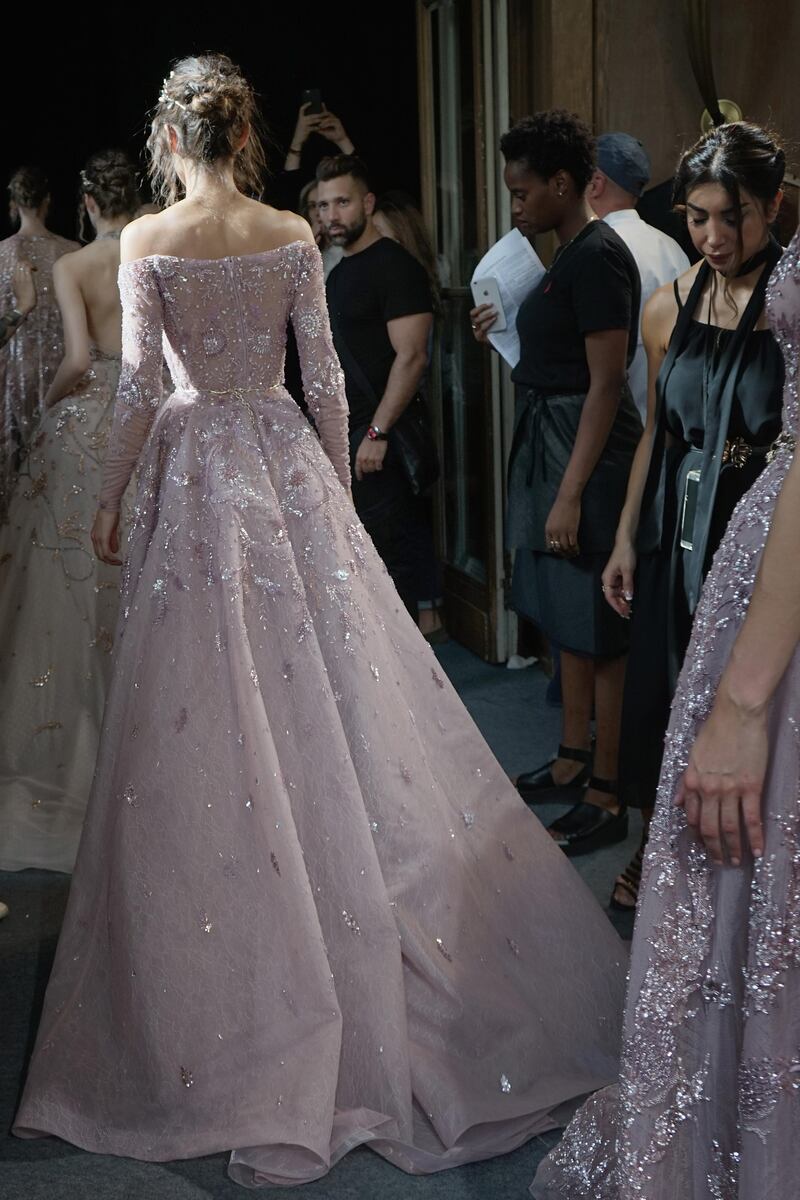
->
147 53 266 206
8 165 49 218
80 149 141 218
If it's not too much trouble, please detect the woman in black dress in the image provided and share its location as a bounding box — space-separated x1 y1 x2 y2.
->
474 111 642 855
602 122 786 908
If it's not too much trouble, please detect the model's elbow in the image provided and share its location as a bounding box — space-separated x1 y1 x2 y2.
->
66 354 92 382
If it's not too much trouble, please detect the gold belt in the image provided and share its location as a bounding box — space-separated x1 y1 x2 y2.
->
207 387 264 437
766 430 797 463
722 435 778 468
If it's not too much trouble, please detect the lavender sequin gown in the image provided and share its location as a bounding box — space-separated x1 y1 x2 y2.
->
0 231 80 517
532 232 800 1199
14 241 627 1186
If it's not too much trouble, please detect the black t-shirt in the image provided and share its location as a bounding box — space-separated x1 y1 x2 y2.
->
511 220 641 394
326 237 433 430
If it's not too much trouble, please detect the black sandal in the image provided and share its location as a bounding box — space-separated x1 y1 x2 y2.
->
515 743 592 804
609 818 651 910
548 776 628 857
609 844 644 911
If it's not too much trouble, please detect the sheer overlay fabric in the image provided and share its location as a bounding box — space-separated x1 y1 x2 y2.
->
16 241 627 1187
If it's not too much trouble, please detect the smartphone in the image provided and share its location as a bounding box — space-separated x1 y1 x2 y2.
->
470 276 507 331
680 468 701 551
301 88 324 115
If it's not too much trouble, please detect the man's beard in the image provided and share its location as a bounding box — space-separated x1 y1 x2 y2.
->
328 213 368 247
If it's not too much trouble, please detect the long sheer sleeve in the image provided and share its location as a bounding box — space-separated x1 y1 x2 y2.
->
290 241 350 490
98 260 165 512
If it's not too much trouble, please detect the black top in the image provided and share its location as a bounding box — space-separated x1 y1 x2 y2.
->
638 240 785 612
663 308 783 448
512 220 640 394
326 238 434 430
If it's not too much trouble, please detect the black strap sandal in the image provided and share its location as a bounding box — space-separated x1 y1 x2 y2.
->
609 844 645 911
609 817 651 910
515 743 592 804
549 776 629 858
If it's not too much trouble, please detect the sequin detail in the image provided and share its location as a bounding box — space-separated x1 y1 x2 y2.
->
532 226 800 1200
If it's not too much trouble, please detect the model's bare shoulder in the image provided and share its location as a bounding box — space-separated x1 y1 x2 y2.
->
119 213 165 263
642 273 688 355
252 203 315 248
52 247 82 278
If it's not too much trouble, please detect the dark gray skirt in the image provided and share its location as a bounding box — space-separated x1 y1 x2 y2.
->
506 385 638 659
506 386 641 555
511 548 629 659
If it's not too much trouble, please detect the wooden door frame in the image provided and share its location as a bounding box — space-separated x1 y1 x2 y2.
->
416 0 503 661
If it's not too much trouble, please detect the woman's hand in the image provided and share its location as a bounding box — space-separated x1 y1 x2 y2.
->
675 690 768 866
602 537 636 617
290 103 323 153
316 110 354 153
91 508 122 566
545 494 581 557
469 303 498 345
12 260 37 316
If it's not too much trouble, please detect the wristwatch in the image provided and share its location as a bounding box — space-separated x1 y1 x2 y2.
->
366 425 388 442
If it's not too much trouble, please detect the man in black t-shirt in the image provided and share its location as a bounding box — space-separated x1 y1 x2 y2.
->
317 156 441 628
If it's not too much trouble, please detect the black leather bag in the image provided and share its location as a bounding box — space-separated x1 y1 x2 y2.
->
330 315 440 496
389 393 441 497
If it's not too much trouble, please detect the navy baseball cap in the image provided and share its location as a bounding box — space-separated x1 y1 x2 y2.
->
597 133 651 197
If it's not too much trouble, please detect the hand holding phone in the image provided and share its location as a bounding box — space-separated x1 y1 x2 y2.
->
470 277 507 332
300 88 324 115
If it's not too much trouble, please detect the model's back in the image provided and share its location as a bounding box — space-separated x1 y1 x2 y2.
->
122 194 311 265
63 237 127 356
118 240 318 398
54 150 145 358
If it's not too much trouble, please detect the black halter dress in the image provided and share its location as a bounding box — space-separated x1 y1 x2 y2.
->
620 249 784 808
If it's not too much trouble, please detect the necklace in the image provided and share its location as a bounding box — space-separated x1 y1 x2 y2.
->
95 230 122 241
547 217 598 273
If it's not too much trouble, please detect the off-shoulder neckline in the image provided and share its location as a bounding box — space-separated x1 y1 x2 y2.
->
122 240 311 268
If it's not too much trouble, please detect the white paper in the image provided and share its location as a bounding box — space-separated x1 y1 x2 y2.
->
470 229 545 367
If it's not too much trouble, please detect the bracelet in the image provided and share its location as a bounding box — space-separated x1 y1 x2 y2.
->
288 146 303 156
367 425 388 442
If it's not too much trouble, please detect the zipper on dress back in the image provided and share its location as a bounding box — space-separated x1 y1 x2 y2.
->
227 258 250 387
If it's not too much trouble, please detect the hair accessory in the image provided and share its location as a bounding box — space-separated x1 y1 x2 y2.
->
80 170 94 192
159 79 189 111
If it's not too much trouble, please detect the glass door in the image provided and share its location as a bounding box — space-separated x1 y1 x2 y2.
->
418 0 511 661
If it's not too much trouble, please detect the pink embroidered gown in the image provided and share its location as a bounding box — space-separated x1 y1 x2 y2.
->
532 232 800 1198
14 240 627 1187
0 231 80 517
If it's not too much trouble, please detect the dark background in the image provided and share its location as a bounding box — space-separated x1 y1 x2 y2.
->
2 4 420 239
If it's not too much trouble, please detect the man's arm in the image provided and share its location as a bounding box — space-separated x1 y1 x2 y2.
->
372 312 432 431
354 311 432 480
